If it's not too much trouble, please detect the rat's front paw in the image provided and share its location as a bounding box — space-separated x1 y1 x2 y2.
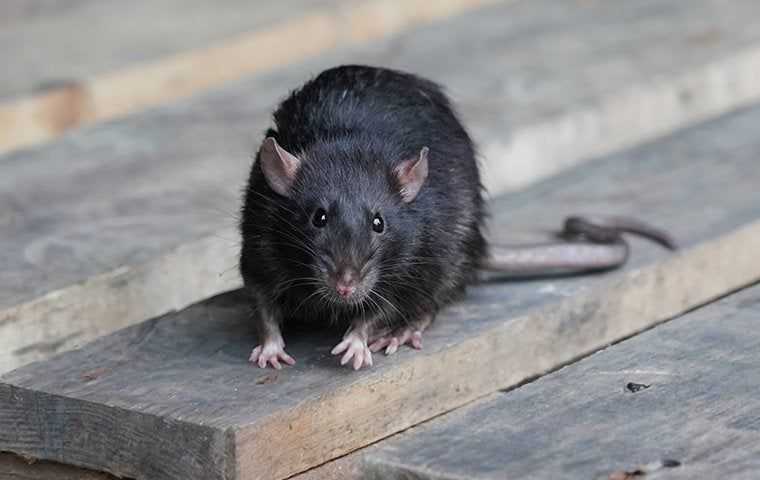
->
331 332 373 370
249 341 296 370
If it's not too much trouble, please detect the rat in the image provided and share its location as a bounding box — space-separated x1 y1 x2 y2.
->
239 65 675 370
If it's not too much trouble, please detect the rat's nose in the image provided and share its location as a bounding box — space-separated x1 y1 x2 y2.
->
335 267 359 298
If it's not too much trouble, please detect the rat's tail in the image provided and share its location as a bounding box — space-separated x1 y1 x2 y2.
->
561 216 677 250
480 215 676 275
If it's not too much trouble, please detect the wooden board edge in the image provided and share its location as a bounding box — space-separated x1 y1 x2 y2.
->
482 47 760 193
233 220 760 479
0 232 239 374
0 384 233 480
0 452 117 480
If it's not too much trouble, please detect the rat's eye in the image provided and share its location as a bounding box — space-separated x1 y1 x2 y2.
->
372 213 385 233
312 208 328 228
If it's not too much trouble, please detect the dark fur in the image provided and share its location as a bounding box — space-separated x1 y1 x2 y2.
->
240 65 487 331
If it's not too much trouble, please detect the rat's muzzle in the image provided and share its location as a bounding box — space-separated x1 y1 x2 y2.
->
335 267 359 298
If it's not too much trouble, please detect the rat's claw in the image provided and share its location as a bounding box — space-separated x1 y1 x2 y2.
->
249 342 296 369
368 337 390 352
332 332 373 370
330 339 351 355
410 331 423 349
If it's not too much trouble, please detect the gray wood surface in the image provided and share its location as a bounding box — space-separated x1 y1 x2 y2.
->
363 284 760 480
0 0 339 101
0 0 492 154
6 0 760 374
2 103 760 479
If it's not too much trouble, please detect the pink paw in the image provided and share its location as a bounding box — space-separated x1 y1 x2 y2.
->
249 341 296 370
331 332 373 370
369 327 423 355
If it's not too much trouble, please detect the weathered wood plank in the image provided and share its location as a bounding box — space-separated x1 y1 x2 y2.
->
0 452 116 480
0 0 498 154
0 449 361 479
0 449 362 480
2 103 760 479
5 0 760 374
363 284 760 480
0 0 333 101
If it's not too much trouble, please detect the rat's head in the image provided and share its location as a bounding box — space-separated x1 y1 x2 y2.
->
259 136 428 308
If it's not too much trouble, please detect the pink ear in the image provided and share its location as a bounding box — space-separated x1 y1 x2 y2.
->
259 137 301 196
395 147 429 203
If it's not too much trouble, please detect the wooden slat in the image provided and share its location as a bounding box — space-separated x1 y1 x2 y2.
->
363 284 760 479
0 0 335 100
0 451 359 480
0 0 498 154
5 0 760 375
0 453 115 480
0 449 360 480
2 103 760 479
0 451 358 479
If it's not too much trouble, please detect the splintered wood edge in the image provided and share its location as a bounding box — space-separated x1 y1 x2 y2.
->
234 220 760 480
0 0 498 155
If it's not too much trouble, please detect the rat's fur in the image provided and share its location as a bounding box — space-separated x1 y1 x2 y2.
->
240 65 486 334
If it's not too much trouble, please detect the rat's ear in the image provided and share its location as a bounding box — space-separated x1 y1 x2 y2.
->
395 146 429 203
259 137 301 196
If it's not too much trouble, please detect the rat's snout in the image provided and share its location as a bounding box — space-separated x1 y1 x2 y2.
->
334 266 359 299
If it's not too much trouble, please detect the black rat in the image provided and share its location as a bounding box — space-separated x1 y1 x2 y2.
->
239 65 674 370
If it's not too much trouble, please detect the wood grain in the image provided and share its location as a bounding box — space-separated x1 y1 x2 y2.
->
363 284 760 479
2 102 760 478
0 0 497 154
6 0 760 375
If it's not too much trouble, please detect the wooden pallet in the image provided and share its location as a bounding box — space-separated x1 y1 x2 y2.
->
6 0 760 375
2 102 760 479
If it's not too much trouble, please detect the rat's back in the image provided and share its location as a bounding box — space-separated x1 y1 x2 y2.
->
269 65 473 162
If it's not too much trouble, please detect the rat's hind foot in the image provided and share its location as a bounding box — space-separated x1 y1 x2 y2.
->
369 327 423 355
331 330 373 370
249 340 296 370
369 314 433 355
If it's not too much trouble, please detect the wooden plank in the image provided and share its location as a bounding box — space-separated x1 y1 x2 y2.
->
0 0 332 100
0 450 361 480
0 450 360 480
5 0 760 375
0 452 115 480
6 268 756 480
2 105 760 480
0 0 498 154
363 284 760 480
